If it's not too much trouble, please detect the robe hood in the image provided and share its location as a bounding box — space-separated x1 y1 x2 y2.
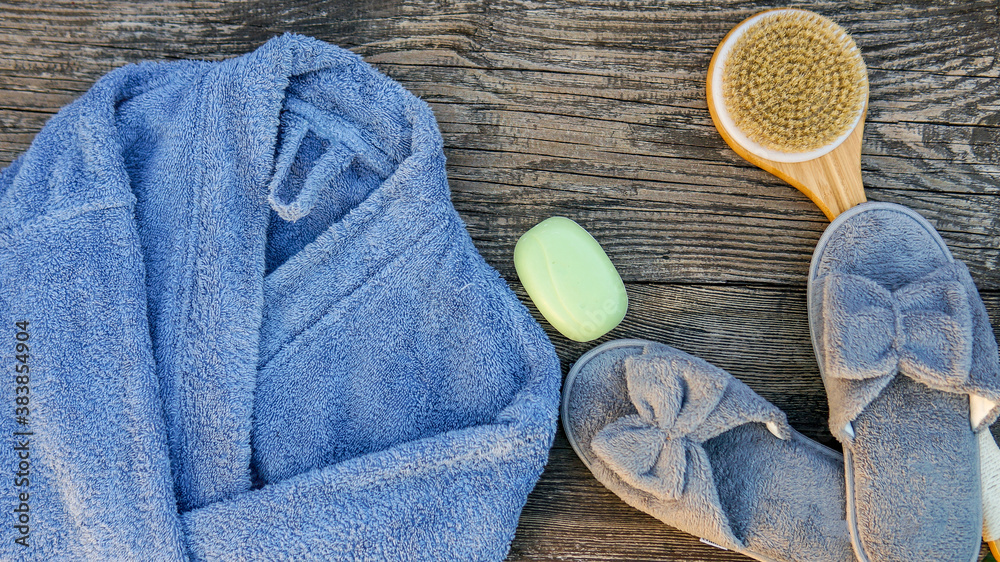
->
0 34 560 560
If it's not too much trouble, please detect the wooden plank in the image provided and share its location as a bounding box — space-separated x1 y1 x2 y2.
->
1 1 998 286
522 283 1000 443
526 281 834 439
453 185 1000 288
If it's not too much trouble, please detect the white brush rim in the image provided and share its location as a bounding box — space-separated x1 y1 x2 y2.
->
710 8 867 163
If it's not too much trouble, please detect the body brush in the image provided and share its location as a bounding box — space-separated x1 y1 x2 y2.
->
707 8 1000 557
707 8 867 220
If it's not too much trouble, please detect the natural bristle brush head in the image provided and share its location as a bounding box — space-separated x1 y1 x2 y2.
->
710 9 868 162
723 11 867 156
707 8 870 219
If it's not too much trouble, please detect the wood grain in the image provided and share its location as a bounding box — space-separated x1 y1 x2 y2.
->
0 0 997 560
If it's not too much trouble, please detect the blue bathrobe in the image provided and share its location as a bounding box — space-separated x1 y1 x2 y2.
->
0 34 560 560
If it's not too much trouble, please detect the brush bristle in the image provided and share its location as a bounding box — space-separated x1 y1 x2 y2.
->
722 10 867 153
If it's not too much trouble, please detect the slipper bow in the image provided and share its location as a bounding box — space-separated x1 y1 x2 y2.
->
592 352 789 502
821 262 975 389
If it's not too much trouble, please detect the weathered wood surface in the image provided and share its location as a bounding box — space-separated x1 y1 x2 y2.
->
1 0 997 559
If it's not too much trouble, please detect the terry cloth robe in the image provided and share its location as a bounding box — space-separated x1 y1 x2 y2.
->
0 34 561 561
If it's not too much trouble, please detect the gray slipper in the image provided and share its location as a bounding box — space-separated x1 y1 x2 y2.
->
808 201 1000 562
562 339 854 562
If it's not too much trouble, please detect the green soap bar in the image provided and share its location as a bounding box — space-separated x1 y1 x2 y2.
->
514 217 628 342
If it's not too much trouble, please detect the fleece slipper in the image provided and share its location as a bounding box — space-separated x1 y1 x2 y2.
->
562 339 854 562
808 201 1000 562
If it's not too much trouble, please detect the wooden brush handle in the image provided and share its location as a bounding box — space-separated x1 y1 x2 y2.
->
709 104 868 221
734 120 866 220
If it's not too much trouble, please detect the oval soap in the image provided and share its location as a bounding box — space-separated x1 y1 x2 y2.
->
514 217 627 342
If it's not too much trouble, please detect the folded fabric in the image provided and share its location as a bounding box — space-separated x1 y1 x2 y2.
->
809 201 1000 562
562 339 854 562
0 34 561 560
